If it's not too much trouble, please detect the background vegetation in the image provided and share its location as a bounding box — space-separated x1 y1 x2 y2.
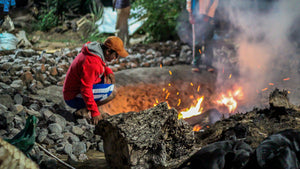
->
32 0 185 42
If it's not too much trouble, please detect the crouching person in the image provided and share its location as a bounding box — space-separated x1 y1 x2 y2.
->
63 36 129 125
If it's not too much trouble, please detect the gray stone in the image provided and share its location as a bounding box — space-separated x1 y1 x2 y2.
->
0 104 8 112
76 119 88 125
48 114 66 130
48 123 63 134
0 94 14 109
0 82 14 93
179 45 192 63
0 62 12 71
64 143 73 155
10 80 24 91
72 142 86 156
14 104 24 114
68 134 80 144
78 154 88 162
14 94 23 104
82 130 93 140
162 57 173 66
40 108 53 119
71 126 84 136
43 137 55 145
9 128 20 136
86 142 92 151
68 153 78 163
37 128 48 143
98 141 104 152
25 108 42 118
48 133 64 141
55 142 66 152
36 85 64 104
29 103 40 111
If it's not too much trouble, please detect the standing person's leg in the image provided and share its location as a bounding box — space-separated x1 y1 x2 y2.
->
115 6 130 47
203 20 216 72
192 43 203 72
192 17 204 72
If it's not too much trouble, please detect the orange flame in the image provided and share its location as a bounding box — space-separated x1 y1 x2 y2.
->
178 96 204 119
216 87 243 113
193 124 202 132
197 85 200 92
177 99 181 106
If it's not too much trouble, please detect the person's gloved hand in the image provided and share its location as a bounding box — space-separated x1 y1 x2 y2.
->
189 13 195 24
92 115 103 125
105 73 115 84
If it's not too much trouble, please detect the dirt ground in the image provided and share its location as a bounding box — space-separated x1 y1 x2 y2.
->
102 65 221 115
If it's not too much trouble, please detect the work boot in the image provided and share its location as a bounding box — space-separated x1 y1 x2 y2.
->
192 65 200 72
206 64 216 73
191 57 201 72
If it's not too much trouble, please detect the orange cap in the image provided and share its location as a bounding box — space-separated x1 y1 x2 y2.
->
104 36 129 58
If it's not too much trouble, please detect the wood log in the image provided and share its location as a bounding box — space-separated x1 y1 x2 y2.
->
95 102 196 169
184 108 223 127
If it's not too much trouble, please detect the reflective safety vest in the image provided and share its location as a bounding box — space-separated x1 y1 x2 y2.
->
186 0 219 18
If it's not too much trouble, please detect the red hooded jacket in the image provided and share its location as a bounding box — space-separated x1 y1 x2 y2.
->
63 42 113 117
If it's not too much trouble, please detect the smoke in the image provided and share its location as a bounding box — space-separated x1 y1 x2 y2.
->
218 0 300 109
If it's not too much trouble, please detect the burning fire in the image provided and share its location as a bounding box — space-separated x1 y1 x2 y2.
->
216 87 244 113
193 124 202 132
178 96 204 119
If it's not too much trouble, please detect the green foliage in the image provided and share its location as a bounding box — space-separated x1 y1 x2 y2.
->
81 1 105 41
37 8 59 31
33 0 103 31
132 0 185 41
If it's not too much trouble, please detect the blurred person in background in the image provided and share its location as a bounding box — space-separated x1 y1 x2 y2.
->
113 0 130 47
186 0 219 72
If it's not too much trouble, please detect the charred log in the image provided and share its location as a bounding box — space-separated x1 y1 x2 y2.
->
184 108 223 127
95 102 195 169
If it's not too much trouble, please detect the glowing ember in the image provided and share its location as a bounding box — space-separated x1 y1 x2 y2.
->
193 124 202 132
178 96 204 119
216 87 244 113
177 99 181 106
